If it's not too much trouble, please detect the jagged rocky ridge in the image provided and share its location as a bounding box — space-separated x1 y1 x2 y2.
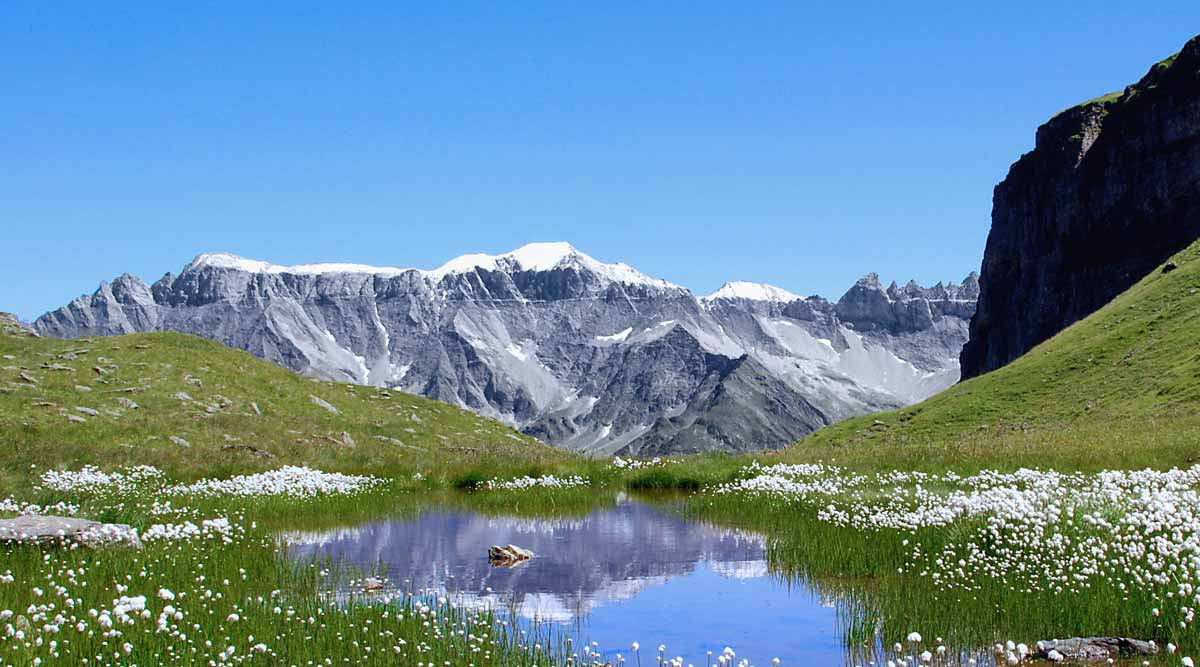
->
962 34 1200 379
36 243 977 455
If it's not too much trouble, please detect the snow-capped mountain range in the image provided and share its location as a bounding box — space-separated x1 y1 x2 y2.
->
35 242 978 455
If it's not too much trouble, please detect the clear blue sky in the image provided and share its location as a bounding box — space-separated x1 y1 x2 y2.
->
3 3 1198 320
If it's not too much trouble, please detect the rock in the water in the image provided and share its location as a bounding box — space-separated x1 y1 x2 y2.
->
310 395 339 415
0 515 141 549
362 576 385 592
488 544 534 566
1035 637 1158 662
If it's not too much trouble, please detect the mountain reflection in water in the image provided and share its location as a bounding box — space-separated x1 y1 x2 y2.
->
286 498 841 664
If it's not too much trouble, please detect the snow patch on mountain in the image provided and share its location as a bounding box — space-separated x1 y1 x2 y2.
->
595 328 633 344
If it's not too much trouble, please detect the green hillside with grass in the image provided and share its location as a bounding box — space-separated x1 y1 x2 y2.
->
781 238 1200 471
0 318 564 493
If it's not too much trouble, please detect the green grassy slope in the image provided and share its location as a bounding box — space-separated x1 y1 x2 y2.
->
0 321 565 493
781 238 1200 470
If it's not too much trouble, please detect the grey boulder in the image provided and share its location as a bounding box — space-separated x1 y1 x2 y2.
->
1035 637 1158 662
0 515 141 549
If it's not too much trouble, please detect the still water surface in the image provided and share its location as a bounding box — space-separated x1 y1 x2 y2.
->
287 497 844 665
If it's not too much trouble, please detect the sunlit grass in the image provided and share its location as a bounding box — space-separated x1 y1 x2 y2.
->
0 474 581 666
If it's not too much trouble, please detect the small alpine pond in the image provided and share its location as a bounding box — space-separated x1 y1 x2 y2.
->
286 495 846 666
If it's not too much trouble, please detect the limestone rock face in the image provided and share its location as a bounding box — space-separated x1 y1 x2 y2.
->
962 35 1200 378
36 243 975 455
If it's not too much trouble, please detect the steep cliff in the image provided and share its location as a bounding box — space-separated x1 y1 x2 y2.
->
962 34 1200 378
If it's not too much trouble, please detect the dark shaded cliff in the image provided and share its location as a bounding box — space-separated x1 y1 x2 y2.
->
961 35 1200 379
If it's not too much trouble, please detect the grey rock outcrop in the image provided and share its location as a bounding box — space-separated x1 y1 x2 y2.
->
36 242 975 455
1034 637 1158 661
0 313 37 338
0 516 141 549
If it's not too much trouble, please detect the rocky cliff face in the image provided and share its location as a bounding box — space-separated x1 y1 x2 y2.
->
36 242 976 455
962 34 1200 379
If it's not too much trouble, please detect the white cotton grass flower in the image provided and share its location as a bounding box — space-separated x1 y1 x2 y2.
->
37 464 381 499
168 466 383 498
484 474 588 490
611 456 664 470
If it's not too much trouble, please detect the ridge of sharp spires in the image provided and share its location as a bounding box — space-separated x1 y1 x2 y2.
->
836 271 983 304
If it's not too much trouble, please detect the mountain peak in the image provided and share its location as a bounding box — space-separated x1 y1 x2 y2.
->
509 241 581 270
429 241 679 289
854 272 884 290
428 241 580 277
702 281 802 303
